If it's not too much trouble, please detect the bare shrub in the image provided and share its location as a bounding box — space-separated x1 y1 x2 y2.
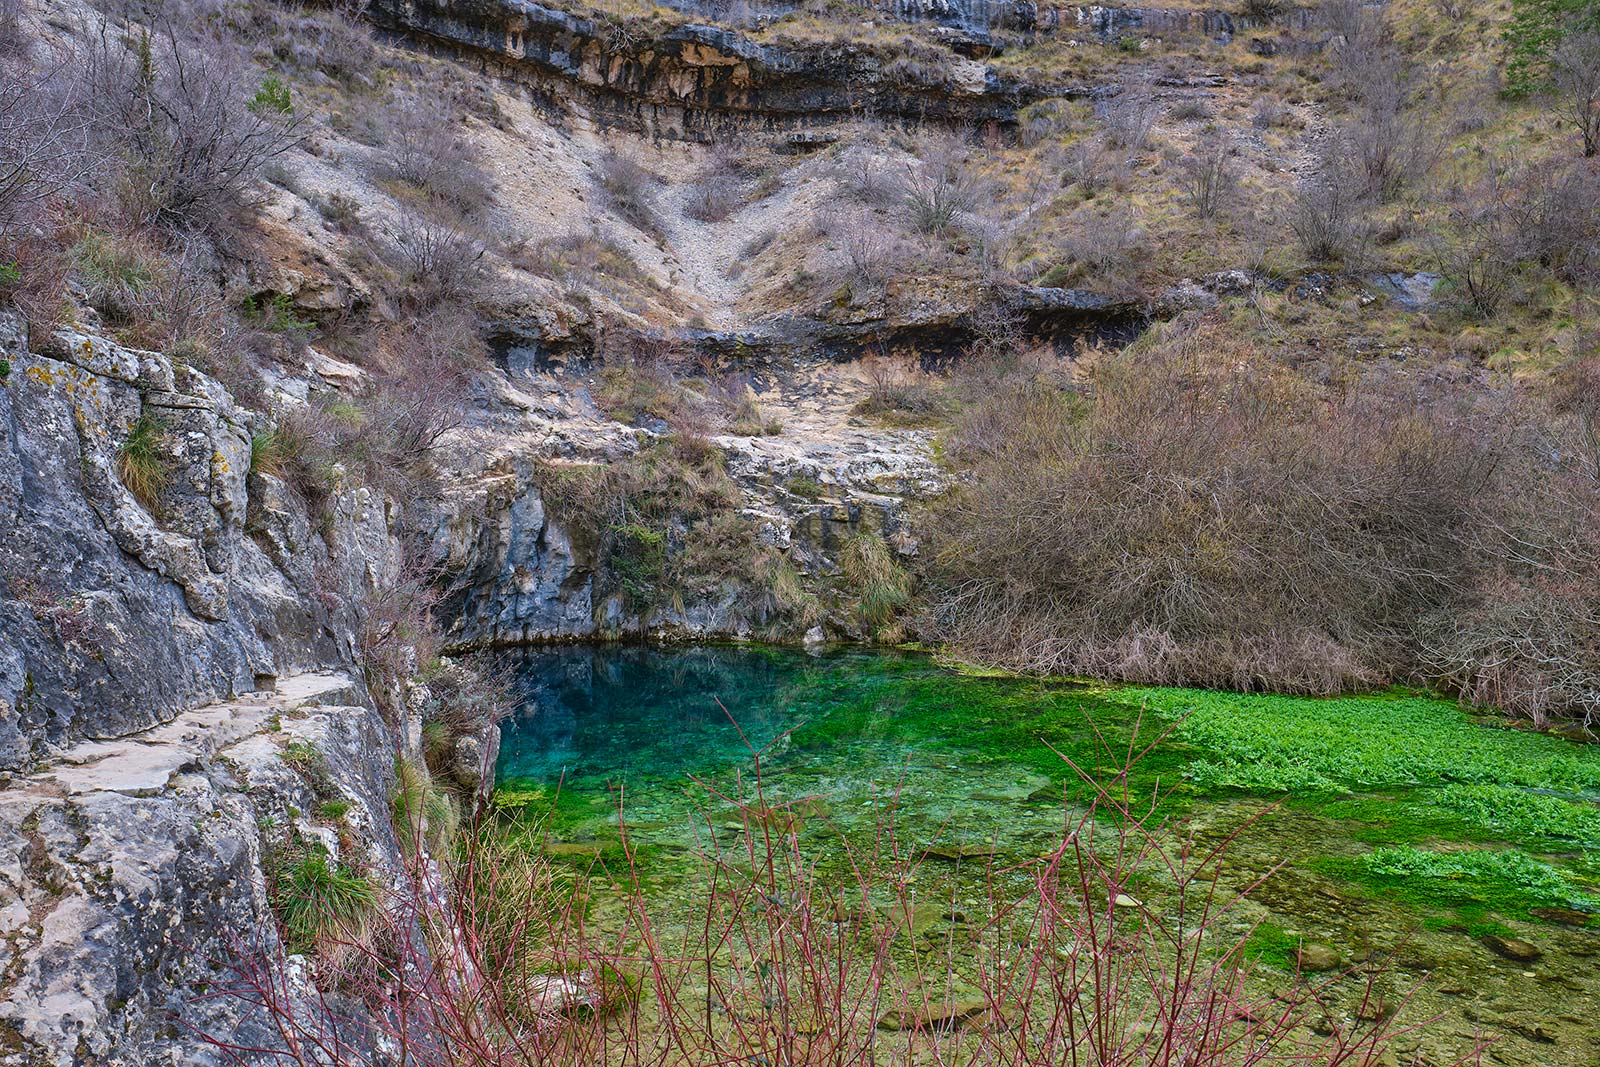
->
684 144 745 222
377 94 492 219
360 309 479 471
1018 98 1075 146
1552 30 1600 157
70 226 224 348
1340 57 1441 202
1318 0 1388 88
964 296 1025 363
1430 198 1522 319
1058 207 1144 285
1421 371 1600 724
592 325 694 428
1249 95 1291 129
0 0 25 58
1290 143 1369 263
515 226 641 285
78 26 305 234
263 310 478 508
854 356 950 425
1427 161 1600 315
927 319 1494 693
386 211 486 311
1061 135 1119 195
358 560 442 711
264 5 380 91
594 146 664 239
0 61 94 238
1512 161 1600 283
1100 74 1159 159
895 130 983 235
1177 136 1239 219
831 140 900 206
837 215 900 295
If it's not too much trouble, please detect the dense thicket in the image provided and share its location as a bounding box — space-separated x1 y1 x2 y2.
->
927 320 1600 724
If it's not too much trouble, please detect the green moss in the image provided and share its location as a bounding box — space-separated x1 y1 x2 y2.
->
1242 919 1302 969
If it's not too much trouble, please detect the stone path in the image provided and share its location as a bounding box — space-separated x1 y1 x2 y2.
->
27 671 356 798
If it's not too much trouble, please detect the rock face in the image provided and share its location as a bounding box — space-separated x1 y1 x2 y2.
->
0 314 398 773
646 0 1317 43
420 351 942 648
0 316 435 1063
0 673 398 1067
365 0 1040 138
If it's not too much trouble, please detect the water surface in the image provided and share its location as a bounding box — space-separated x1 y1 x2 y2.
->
496 644 1600 1065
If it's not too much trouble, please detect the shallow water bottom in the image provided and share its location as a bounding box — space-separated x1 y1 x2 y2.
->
493 644 1600 1066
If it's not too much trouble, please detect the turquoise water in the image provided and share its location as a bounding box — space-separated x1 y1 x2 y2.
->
494 644 1600 1065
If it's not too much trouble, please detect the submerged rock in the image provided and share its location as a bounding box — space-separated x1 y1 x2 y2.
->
877 999 989 1031
1482 934 1543 963
1296 943 1342 973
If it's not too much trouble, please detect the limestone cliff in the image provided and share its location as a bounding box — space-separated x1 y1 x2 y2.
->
0 317 433 1063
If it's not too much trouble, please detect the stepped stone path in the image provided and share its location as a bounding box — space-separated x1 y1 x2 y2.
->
26 671 357 797
0 670 386 1066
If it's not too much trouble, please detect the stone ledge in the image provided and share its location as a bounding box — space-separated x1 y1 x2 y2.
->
31 671 356 798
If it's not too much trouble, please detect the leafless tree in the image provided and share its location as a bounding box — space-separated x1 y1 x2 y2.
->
1552 30 1600 157
77 24 306 233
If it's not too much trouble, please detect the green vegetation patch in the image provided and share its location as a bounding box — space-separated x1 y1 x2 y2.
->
1319 845 1600 932
1115 688 1600 797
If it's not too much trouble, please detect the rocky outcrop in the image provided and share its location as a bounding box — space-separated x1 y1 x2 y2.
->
0 314 397 772
0 673 398 1066
420 349 942 648
649 0 1319 42
366 0 1039 138
0 312 440 1062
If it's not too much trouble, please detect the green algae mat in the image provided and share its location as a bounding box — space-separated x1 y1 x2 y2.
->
494 645 1600 1066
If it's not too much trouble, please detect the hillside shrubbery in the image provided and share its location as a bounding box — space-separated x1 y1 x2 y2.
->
927 318 1600 724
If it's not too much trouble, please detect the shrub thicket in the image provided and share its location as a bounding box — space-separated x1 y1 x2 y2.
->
926 318 1496 695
